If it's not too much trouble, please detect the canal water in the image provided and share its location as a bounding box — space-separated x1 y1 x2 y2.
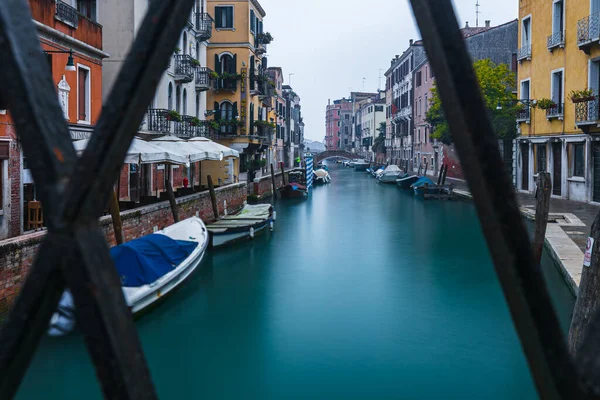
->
17 163 574 399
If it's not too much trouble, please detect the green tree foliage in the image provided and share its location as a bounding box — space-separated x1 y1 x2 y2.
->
372 121 387 154
426 59 518 144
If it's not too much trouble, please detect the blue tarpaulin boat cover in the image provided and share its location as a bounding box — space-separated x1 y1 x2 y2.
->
411 177 435 188
110 234 198 287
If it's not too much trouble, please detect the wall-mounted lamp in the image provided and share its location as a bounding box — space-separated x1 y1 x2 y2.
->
45 49 76 72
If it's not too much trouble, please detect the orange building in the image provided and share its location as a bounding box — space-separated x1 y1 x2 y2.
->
0 0 107 239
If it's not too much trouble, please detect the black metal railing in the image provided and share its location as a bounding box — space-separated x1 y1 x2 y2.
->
195 67 212 91
517 44 531 61
575 98 600 124
174 54 194 82
516 107 531 122
546 103 564 119
55 0 79 28
174 115 195 137
577 13 600 46
255 38 267 55
547 31 565 49
146 108 170 132
213 77 237 92
195 12 213 41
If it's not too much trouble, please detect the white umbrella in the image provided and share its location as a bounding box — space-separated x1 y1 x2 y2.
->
73 138 188 165
188 137 240 158
151 135 222 162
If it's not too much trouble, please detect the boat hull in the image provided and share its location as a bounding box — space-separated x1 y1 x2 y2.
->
378 174 401 183
396 175 419 189
210 218 271 248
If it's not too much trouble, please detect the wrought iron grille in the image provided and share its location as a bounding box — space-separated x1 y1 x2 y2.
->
516 107 531 122
174 115 197 138
517 44 531 61
146 108 170 132
55 0 78 28
575 99 600 124
174 54 194 82
577 13 600 46
255 39 267 55
546 103 564 119
214 77 237 92
195 12 213 41
547 31 565 49
195 66 212 91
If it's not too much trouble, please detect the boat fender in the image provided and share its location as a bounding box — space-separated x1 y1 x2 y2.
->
273 211 277 221
250 227 255 239
269 221 274 231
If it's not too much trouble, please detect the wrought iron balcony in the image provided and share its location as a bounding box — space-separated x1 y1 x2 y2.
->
195 67 212 91
174 115 205 138
145 108 170 133
255 39 267 55
195 13 213 41
577 13 600 50
545 103 564 119
55 0 78 28
547 31 565 50
516 108 530 123
575 98 600 125
517 44 531 61
213 77 237 92
174 54 194 83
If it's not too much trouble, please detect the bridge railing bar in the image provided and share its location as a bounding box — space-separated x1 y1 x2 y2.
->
0 0 195 398
409 1 589 398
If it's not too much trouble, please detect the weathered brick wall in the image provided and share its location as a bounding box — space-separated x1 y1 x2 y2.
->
441 144 465 180
0 182 247 320
7 125 21 237
118 165 129 200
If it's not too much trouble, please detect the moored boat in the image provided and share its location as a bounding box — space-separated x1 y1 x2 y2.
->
396 174 419 189
353 160 370 171
378 165 403 183
313 168 332 185
281 181 308 199
206 204 274 247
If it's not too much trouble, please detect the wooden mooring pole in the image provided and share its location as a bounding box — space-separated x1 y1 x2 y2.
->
207 175 219 220
532 172 551 266
165 177 179 223
109 190 124 245
270 163 278 199
441 164 448 185
280 162 286 185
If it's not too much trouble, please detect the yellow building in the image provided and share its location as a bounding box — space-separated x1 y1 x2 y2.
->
207 0 274 172
517 0 600 203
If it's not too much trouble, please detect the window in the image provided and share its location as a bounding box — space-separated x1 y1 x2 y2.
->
182 89 187 115
215 6 234 29
424 94 428 113
520 79 531 101
535 144 547 173
175 85 181 113
77 0 96 21
552 0 564 36
219 101 234 133
416 71 422 87
345 114 349 120
572 143 585 177
195 93 200 117
183 32 188 55
168 82 173 110
250 9 256 33
521 16 531 47
551 69 564 107
425 67 428 82
375 105 384 112
77 65 90 123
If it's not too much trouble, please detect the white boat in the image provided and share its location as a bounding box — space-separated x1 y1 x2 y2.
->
378 165 403 183
206 204 274 247
353 160 370 171
48 217 209 336
314 168 332 184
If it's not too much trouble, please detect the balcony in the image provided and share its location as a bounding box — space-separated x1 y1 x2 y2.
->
55 0 78 28
145 109 170 133
577 13 600 52
174 55 194 83
213 76 238 92
547 31 565 51
174 115 207 138
545 103 564 120
575 99 600 126
517 45 531 62
210 120 240 137
195 13 213 41
195 67 212 91
516 108 530 123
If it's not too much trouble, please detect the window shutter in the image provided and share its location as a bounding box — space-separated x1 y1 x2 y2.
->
233 102 239 119
232 54 237 74
78 68 86 120
226 7 233 28
250 103 254 133
214 101 221 121
259 20 263 34
214 54 221 74
251 10 256 32
215 7 222 28
250 56 255 89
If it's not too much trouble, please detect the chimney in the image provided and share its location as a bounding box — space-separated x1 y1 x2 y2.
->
465 21 469 28
485 20 491 27
409 39 413 46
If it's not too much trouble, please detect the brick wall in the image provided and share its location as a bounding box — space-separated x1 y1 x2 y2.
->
0 182 247 320
7 125 20 237
249 168 303 198
442 144 465 180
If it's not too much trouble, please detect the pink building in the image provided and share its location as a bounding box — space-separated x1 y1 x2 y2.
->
412 59 438 176
325 100 341 150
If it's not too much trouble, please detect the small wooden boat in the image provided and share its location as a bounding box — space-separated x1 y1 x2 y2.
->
378 165 403 183
281 182 308 199
353 160 370 171
48 218 209 336
396 174 419 189
206 204 274 247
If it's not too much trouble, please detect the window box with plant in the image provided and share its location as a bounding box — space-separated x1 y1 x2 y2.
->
256 32 274 44
190 117 202 127
570 88 595 103
536 98 556 110
174 47 181 54
190 58 200 67
166 110 182 122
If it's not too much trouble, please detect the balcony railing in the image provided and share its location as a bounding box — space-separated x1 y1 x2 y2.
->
195 13 213 41
174 55 194 83
545 103 564 119
145 108 170 133
577 13 600 48
55 0 78 28
516 108 531 122
255 39 267 55
174 115 207 138
517 44 531 61
575 98 600 125
195 67 212 91
213 77 237 92
547 31 565 50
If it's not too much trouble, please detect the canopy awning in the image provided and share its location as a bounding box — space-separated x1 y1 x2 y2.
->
151 136 223 163
73 138 188 165
188 137 240 158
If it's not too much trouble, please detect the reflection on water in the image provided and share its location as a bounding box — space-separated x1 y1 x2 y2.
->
17 163 573 399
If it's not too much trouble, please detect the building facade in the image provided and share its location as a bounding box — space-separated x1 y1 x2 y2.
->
325 100 341 151
358 97 386 162
0 0 106 240
412 58 437 175
282 86 303 166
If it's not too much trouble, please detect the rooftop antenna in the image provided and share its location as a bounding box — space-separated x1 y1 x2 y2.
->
378 69 383 91
475 0 481 27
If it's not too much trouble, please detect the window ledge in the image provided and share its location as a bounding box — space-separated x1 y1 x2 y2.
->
216 28 235 32
568 177 585 183
77 120 91 126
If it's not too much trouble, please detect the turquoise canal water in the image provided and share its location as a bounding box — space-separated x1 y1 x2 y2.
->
17 163 574 399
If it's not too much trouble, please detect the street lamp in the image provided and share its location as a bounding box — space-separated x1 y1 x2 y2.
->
45 49 76 72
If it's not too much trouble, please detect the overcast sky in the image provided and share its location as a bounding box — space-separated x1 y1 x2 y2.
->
258 0 518 142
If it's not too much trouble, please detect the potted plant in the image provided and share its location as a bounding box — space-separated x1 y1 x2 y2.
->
536 98 557 110
190 117 202 126
190 58 200 67
569 88 595 103
209 71 219 80
174 47 181 54
209 120 220 130
256 32 274 44
166 109 182 122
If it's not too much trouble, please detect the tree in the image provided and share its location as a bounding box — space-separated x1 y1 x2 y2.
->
426 59 518 145
372 121 387 154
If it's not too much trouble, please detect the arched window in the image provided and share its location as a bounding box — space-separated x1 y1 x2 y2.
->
183 32 188 55
168 82 173 110
220 101 234 133
183 89 187 115
195 93 200 117
220 54 235 74
175 85 181 113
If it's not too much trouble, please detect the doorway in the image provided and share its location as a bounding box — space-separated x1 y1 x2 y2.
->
521 143 529 191
552 142 562 196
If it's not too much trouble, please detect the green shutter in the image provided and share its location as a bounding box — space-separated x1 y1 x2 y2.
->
214 54 221 74
215 7 222 28
232 54 237 74
226 7 233 28
250 56 255 89
250 103 254 134
214 101 221 121
250 10 256 32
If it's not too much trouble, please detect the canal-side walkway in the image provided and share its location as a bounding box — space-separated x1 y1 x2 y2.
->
445 176 599 292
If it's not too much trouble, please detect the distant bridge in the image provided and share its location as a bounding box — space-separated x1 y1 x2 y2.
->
314 150 357 163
